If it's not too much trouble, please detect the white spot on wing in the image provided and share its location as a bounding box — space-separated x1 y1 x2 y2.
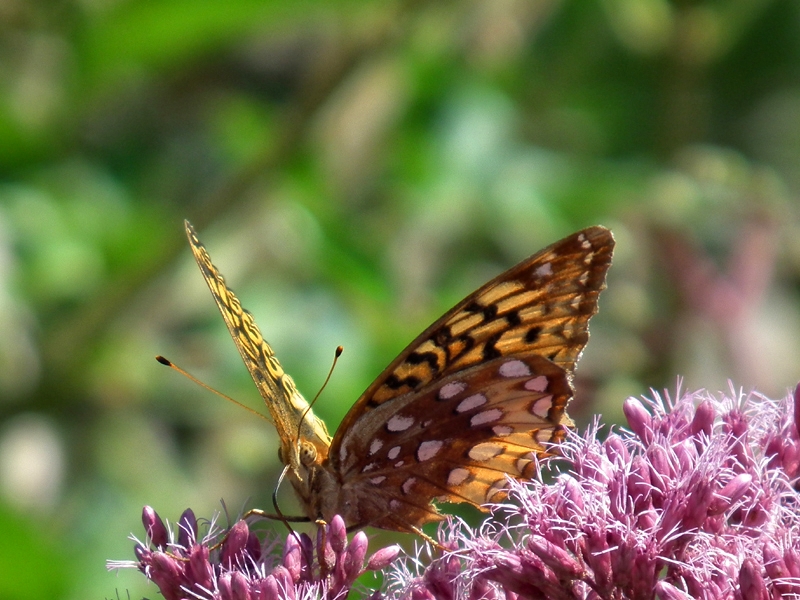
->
525 376 549 392
493 425 513 437
536 429 555 443
486 479 507 501
530 395 553 418
471 408 503 426
499 360 531 378
387 414 415 432
456 394 487 413
535 262 553 278
417 440 443 462
387 446 401 460
447 468 470 486
370 476 386 485
469 443 504 462
369 439 383 456
516 452 535 475
439 381 467 399
402 477 417 495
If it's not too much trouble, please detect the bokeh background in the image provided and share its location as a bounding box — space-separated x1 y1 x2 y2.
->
1 0 800 598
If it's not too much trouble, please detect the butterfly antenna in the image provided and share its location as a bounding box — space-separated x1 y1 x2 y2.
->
155 356 271 423
295 345 343 444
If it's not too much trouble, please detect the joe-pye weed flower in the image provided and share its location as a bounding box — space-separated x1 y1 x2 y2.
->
110 384 800 599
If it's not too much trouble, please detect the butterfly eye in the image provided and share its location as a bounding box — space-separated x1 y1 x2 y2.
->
298 441 317 466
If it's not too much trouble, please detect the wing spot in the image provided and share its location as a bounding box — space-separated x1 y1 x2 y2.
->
417 440 444 462
387 446 401 460
407 351 440 372
483 332 503 360
402 477 417 495
505 310 521 326
493 425 513 437
536 428 555 443
530 395 554 418
516 453 536 476
486 479 508 502
482 303 498 320
394 461 405 467
362 463 378 473
525 375 549 392
463 301 482 314
369 476 386 485
469 442 504 462
439 381 467 400
525 326 541 344
471 408 503 426
390 500 401 511
499 359 531 378
385 374 422 391
387 415 415 432
447 468 471 486
579 271 589 286
433 326 452 347
456 393 488 413
369 439 383 456
535 262 553 278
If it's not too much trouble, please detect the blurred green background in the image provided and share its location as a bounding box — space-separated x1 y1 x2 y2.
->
1 0 799 597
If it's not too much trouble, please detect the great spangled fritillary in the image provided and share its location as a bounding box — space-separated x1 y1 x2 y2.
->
184 221 614 534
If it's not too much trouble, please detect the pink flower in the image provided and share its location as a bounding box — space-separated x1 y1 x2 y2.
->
111 383 800 598
387 384 800 599
109 509 399 599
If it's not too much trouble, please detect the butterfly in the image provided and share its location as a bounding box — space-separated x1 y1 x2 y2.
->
184 221 614 534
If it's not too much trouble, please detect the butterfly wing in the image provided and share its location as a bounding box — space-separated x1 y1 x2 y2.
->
184 221 331 478
327 226 614 530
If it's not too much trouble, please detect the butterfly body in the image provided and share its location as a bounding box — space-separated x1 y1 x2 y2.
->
184 221 614 533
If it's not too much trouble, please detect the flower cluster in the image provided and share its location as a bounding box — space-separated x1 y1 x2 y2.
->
109 508 400 600
388 384 800 599
111 384 800 599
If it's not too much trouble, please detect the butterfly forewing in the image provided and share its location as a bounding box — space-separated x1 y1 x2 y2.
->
184 222 613 534
184 222 331 473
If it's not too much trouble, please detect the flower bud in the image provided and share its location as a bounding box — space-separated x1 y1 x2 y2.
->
177 508 197 548
739 557 768 600
527 535 582 578
690 400 714 438
709 473 751 515
220 521 249 569
623 398 653 444
343 531 369 581
366 545 402 571
142 506 168 548
655 581 692 600
329 515 347 553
